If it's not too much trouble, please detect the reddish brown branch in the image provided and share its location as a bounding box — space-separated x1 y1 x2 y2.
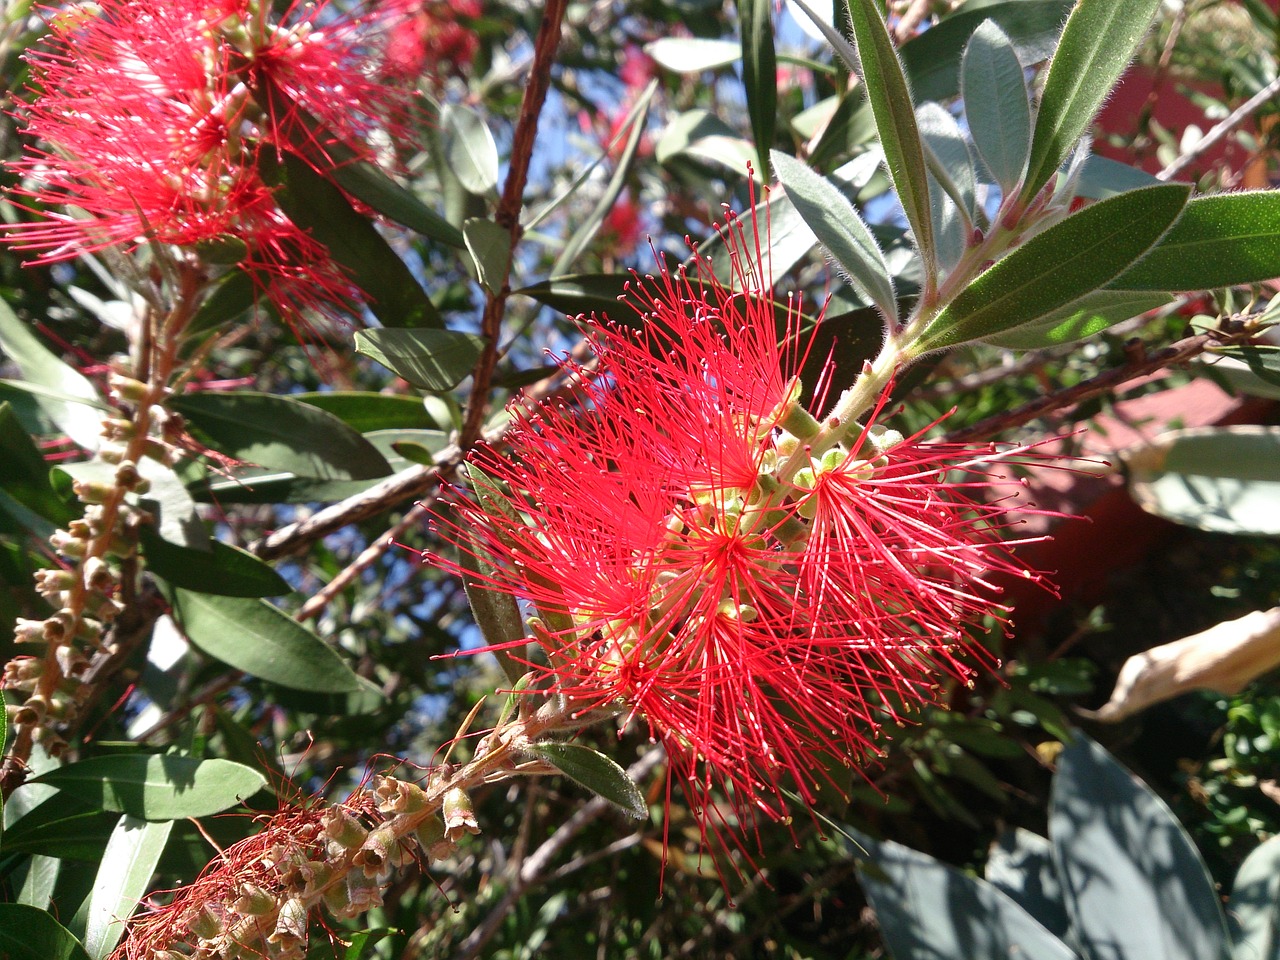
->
943 324 1261 444
459 0 570 450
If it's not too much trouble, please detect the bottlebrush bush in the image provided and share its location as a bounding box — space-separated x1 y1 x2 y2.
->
0 0 1277 957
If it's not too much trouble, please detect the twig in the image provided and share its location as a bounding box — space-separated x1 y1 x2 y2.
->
459 0 570 450
248 450 457 561
1158 74 1280 180
942 323 1261 443
295 495 437 621
451 746 665 960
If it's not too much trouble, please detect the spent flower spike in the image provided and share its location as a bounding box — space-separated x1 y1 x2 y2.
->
434 199 1064 869
3 0 412 325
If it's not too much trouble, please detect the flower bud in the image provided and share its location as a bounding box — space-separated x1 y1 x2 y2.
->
442 787 480 842
233 882 275 916
268 897 307 946
374 775 428 814
187 903 224 941
321 807 368 850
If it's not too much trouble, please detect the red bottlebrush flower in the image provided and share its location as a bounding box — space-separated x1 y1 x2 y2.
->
380 0 480 84
432 208 1058 872
2 0 411 325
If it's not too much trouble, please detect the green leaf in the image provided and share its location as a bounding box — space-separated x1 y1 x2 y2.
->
261 150 443 328
82 817 173 959
985 828 1071 939
442 104 499 195
1201 345 1280 400
739 0 778 180
529 742 647 820
1111 192 1280 291
846 0 936 279
962 19 1031 191
169 391 392 481
1229 834 1280 960
169 588 367 694
187 268 259 338
0 297 104 449
915 183 1190 352
839 824 1079 960
983 291 1173 350
0 905 92 960
293 392 441 432
0 401 74 525
516 273 633 319
771 151 897 323
645 36 741 72
1020 0 1163 201
655 109 759 176
551 81 657 276
33 755 266 821
918 101 975 217
1 794 120 861
354 327 484 392
901 1 1074 104
455 529 528 686
1124 425 1280 536
16 855 60 909
463 218 513 295
1052 734 1230 960
140 526 290 597
1076 155 1161 200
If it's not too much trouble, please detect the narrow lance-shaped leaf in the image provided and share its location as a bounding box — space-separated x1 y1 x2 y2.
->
354 327 485 392
464 218 513 295
1111 191 1280 291
169 588 367 694
442 104 499 196
261 150 443 328
1051 734 1230 960
842 0 936 286
962 19 1031 192
914 183 1190 353
983 291 1174 350
772 151 897 324
168 391 392 481
551 80 657 276
0 905 92 960
837 824 1080 960
0 297 105 450
81 817 173 960
257 78 464 247
529 742 648 820
33 755 267 820
456 530 529 686
917 101 975 218
1020 0 1163 202
739 0 778 181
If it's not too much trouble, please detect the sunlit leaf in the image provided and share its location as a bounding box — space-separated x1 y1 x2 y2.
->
169 588 367 694
962 19 1030 191
916 184 1189 352
354 327 485 392
170 391 392 480
1021 0 1163 200
529 742 647 820
82 817 173 959
33 755 266 820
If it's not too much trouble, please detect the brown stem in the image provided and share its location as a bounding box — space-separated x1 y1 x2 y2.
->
942 323 1261 444
458 0 570 450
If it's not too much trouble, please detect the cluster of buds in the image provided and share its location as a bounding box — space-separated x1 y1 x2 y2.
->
114 775 482 959
3 372 181 768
